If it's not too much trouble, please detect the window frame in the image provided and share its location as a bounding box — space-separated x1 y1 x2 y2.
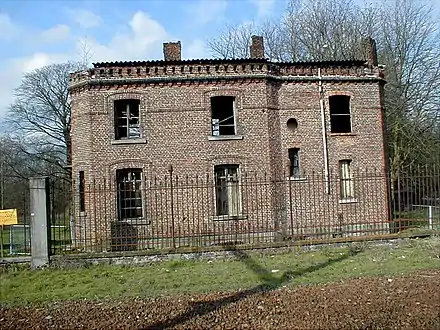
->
329 95 352 134
288 148 301 178
213 164 242 218
210 96 237 137
116 168 144 221
79 171 85 212
114 99 141 140
339 160 355 200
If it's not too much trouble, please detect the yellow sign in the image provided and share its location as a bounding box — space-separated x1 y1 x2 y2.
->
0 209 18 225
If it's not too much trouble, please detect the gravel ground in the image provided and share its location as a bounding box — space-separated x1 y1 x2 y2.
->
1 270 439 330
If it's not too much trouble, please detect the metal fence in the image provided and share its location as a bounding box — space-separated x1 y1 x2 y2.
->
45 166 440 255
0 182 31 257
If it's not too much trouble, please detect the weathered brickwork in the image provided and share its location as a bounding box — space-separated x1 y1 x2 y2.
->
69 37 389 250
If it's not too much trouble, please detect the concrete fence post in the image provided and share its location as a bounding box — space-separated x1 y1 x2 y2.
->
30 177 50 268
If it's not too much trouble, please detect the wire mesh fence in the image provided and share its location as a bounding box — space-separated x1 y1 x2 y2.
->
46 165 439 255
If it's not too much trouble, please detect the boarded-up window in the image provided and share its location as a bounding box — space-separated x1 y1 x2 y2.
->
340 160 354 199
214 165 241 216
329 95 351 133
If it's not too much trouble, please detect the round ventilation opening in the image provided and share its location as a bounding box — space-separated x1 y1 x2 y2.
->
286 118 298 132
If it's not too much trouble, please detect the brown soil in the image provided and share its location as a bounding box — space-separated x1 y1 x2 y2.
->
1 270 439 330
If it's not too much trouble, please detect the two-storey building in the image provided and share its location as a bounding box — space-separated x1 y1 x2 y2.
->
69 36 389 251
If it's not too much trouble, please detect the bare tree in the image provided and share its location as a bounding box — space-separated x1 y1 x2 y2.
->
377 0 440 175
3 62 83 177
207 0 440 178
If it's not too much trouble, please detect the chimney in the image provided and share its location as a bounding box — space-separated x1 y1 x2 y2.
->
362 37 378 67
250 35 265 59
163 41 181 61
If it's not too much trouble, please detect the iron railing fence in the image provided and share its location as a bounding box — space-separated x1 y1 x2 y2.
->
48 166 440 254
1 181 31 257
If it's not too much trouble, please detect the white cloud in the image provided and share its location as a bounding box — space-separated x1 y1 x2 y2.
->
39 24 70 44
0 9 210 120
249 0 275 18
184 39 209 59
0 52 71 119
67 9 102 29
80 11 169 62
186 0 227 26
0 13 19 40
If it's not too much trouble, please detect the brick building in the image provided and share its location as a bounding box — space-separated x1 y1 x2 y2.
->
69 36 389 251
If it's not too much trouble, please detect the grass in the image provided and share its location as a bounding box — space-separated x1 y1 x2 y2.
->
1 237 439 307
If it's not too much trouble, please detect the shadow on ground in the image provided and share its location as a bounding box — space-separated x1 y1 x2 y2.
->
144 245 361 329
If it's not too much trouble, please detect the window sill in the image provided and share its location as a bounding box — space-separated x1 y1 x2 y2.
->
111 138 147 145
208 135 244 141
79 211 87 217
339 198 358 204
210 215 248 221
115 219 151 225
286 176 307 181
330 133 357 137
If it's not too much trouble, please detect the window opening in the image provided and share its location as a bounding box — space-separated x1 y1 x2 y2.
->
114 99 141 139
116 169 143 220
329 95 351 133
214 165 241 216
288 148 301 177
211 96 236 136
340 160 354 199
79 171 85 212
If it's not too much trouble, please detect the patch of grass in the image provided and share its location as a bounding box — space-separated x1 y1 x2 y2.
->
1 237 439 307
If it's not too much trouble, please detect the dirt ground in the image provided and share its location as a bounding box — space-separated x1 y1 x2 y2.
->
1 270 439 330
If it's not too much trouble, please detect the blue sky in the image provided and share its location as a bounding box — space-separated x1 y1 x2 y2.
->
0 0 286 119
1 0 439 121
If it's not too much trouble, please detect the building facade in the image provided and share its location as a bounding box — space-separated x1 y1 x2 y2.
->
69 36 389 251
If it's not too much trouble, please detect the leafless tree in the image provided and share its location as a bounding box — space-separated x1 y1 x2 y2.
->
376 0 440 176
207 0 440 178
4 62 83 177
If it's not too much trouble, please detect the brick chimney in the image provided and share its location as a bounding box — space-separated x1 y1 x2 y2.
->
250 35 265 59
163 41 181 61
363 37 378 67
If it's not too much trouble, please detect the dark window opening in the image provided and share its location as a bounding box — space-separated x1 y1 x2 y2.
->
340 160 354 199
211 96 236 136
114 99 141 140
79 171 85 212
214 165 241 216
116 169 143 220
288 148 301 177
329 95 351 133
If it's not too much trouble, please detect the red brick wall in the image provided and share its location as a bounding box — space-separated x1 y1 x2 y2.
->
69 60 388 249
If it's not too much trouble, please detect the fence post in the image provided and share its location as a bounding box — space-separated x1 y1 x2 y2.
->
428 205 433 230
30 177 50 268
169 165 176 249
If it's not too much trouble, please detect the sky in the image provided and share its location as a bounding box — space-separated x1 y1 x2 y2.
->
0 0 439 122
0 0 286 120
